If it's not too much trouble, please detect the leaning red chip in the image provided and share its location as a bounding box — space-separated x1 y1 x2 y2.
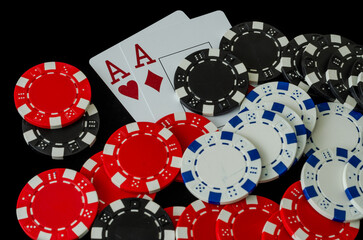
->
102 121 183 194
176 200 222 240
156 112 218 182
261 211 292 240
16 168 98 240
165 206 186 229
80 151 156 212
280 181 360 240
14 62 91 129
215 195 279 240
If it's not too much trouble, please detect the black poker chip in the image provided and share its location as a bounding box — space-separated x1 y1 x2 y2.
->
326 44 363 112
22 103 100 159
281 33 322 95
90 198 175 240
174 48 249 116
219 21 288 84
301 34 354 101
349 59 363 108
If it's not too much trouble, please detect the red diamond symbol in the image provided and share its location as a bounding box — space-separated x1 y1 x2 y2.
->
145 70 163 92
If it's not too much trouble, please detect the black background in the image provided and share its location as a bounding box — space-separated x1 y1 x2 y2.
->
6 3 363 239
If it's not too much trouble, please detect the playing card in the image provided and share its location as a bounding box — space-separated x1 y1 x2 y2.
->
119 10 235 128
89 10 189 122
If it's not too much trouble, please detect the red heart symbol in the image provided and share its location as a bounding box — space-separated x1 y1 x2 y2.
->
118 80 139 100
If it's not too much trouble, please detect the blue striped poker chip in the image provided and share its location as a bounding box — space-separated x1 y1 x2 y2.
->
240 101 307 162
223 109 297 183
240 81 316 137
301 147 363 222
343 152 363 214
304 102 363 157
181 131 261 205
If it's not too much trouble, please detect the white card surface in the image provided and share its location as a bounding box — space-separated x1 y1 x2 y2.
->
89 10 189 122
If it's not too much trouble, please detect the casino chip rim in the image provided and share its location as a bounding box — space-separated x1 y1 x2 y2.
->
326 44 363 110
181 131 261 205
91 198 174 240
174 48 249 117
22 103 99 160
215 195 279 240
343 152 363 213
16 168 99 240
219 21 289 84
348 59 363 109
14 62 91 129
176 199 222 240
240 81 316 137
156 112 218 182
102 121 183 194
280 181 360 240
301 147 363 222
301 34 354 101
223 109 298 183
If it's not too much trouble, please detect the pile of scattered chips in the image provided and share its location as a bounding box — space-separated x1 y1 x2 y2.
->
15 20 363 240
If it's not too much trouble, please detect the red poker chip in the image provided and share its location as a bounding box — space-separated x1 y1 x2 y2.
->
80 151 156 212
261 211 292 240
102 121 183 194
165 206 186 229
14 62 91 129
156 112 218 182
280 181 360 240
16 168 98 240
215 195 279 240
176 200 222 240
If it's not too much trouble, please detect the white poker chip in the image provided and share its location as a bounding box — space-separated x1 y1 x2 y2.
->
304 102 363 157
343 151 363 213
223 109 297 183
301 147 363 222
181 131 262 205
241 81 316 137
241 101 307 162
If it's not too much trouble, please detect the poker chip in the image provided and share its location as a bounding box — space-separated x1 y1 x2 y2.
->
280 181 360 240
223 109 298 183
102 121 182 194
164 206 186 228
219 21 289 84
240 81 316 137
326 44 363 110
301 34 354 101
91 198 175 240
181 131 262 204
241 101 307 162
80 151 156 212
261 211 292 240
14 62 91 129
156 112 218 182
304 102 363 157
22 103 99 160
281 33 322 94
174 48 249 116
215 195 279 240
348 59 363 108
176 199 222 240
343 151 363 214
16 168 99 240
301 147 363 222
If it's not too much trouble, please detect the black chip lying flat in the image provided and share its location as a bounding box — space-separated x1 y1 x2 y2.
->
22 103 99 159
326 44 363 111
219 21 288 84
174 48 249 116
301 34 354 101
91 198 175 240
349 59 363 108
